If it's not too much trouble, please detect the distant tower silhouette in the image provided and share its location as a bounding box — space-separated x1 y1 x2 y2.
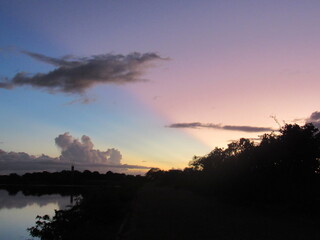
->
71 165 74 172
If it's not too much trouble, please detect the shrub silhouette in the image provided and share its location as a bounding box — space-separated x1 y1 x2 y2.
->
27 173 146 240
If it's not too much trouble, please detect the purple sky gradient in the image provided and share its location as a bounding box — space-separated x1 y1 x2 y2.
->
1 1 320 173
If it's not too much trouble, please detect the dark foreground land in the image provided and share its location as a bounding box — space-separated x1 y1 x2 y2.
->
1 171 320 240
120 182 320 240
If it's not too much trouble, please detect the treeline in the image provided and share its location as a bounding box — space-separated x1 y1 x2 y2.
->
147 123 320 203
0 170 143 186
0 170 147 197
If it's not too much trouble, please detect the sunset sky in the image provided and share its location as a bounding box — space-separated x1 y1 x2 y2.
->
1 0 320 174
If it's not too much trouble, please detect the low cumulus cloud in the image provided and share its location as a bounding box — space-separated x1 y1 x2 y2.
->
168 122 274 133
55 133 122 165
0 133 150 174
0 50 165 94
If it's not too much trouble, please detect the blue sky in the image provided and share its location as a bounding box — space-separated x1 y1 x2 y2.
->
1 0 320 174
0 1 210 171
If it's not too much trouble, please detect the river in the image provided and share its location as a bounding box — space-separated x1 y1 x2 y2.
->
0 189 76 240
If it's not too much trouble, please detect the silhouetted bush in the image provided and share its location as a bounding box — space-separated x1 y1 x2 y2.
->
27 173 146 240
147 124 320 203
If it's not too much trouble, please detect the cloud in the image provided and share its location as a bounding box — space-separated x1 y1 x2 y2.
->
292 118 305 124
0 50 165 93
55 133 122 165
167 122 274 133
308 111 320 122
0 133 150 174
64 97 96 105
306 111 320 129
228 137 262 143
21 50 78 67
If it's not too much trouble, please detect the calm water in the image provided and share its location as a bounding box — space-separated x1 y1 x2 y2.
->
0 189 74 240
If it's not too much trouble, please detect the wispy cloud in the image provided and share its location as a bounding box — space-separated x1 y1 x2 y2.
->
0 50 165 94
167 122 274 133
228 137 262 143
63 97 96 105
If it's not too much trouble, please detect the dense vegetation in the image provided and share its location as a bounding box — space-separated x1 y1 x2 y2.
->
147 123 320 203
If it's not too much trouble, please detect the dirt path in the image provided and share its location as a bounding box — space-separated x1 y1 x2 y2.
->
119 183 320 240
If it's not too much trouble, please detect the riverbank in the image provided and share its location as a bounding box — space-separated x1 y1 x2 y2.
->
120 183 320 240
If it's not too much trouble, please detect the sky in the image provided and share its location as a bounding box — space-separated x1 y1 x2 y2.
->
1 0 320 174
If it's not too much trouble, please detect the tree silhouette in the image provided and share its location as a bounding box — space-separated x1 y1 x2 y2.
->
188 123 320 202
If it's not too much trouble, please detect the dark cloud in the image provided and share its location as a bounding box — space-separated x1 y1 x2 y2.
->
222 125 273 132
306 111 320 129
0 50 165 93
21 50 79 67
308 111 320 121
0 150 58 163
0 133 150 174
0 81 14 89
64 97 96 105
167 122 274 133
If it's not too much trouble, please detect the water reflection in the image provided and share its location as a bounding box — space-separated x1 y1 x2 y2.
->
0 189 76 240
0 190 72 210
